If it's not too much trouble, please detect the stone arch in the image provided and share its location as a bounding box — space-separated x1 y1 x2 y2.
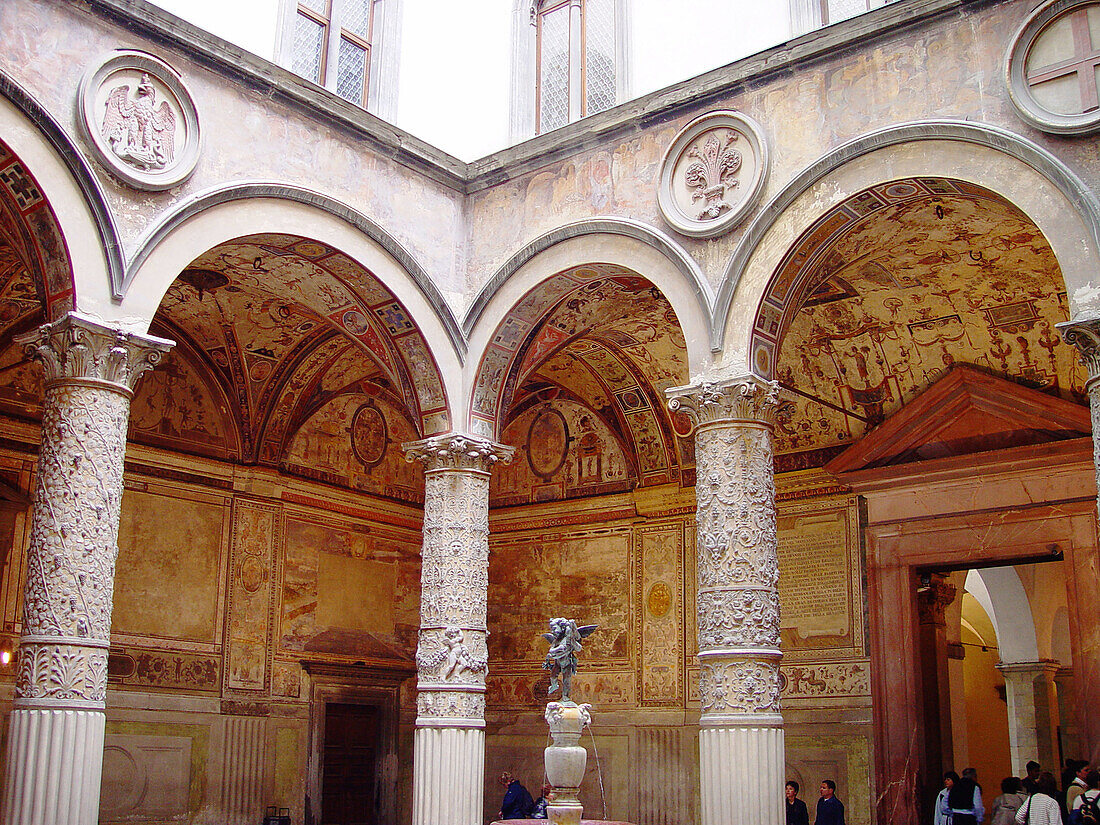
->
965 567 1040 664
0 70 121 319
716 120 1100 375
122 186 462 431
465 220 713 439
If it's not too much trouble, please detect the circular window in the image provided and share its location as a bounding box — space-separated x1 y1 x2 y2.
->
1007 0 1100 134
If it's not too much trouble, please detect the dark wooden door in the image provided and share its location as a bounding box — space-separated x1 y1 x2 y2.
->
322 702 379 825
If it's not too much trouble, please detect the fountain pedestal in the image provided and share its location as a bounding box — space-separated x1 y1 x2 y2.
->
544 701 591 825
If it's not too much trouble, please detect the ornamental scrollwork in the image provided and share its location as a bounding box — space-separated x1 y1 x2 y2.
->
697 588 780 650
417 690 486 719
15 642 108 703
698 658 781 715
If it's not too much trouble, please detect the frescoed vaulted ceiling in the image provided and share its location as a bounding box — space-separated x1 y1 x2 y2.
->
146 234 447 477
484 265 691 506
767 179 1085 465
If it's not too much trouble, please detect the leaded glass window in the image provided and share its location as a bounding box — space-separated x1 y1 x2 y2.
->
288 0 376 107
536 0 622 134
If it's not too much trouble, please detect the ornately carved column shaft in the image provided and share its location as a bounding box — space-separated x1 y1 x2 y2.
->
668 376 785 825
404 435 513 825
1 313 171 825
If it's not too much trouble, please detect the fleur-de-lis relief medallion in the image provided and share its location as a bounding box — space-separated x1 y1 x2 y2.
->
658 110 769 238
684 130 742 220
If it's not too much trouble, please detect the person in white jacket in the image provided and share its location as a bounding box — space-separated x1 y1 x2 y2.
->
935 772 959 825
1017 773 1062 825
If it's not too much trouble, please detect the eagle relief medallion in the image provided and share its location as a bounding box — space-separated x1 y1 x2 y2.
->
79 51 201 191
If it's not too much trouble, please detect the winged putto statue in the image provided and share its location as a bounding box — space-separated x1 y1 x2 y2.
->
100 73 176 169
541 617 597 701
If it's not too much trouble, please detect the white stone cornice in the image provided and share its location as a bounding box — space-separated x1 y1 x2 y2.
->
667 374 781 429
403 434 514 474
17 312 173 394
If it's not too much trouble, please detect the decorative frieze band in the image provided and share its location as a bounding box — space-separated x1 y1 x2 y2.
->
697 588 780 650
14 639 109 709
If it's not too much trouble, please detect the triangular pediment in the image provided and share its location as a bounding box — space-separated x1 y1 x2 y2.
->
824 365 1091 475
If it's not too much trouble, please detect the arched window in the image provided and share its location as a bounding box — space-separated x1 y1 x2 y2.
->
512 0 631 139
277 0 401 120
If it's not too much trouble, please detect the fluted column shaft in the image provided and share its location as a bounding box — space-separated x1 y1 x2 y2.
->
669 376 785 825
1 313 171 825
404 435 513 825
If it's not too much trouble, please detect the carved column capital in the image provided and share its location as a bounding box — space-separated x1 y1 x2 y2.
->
667 374 782 430
403 434 515 474
17 311 173 396
1059 316 1100 389
916 573 957 626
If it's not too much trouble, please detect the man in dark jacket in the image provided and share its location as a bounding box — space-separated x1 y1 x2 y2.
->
498 772 535 820
816 779 846 825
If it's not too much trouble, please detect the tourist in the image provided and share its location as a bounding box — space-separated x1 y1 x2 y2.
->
785 780 809 825
530 783 553 819
816 779 845 825
1068 762 1092 815
1023 762 1042 795
1070 770 1100 825
943 767 983 825
992 776 1027 825
936 771 959 825
498 771 535 820
1016 772 1062 825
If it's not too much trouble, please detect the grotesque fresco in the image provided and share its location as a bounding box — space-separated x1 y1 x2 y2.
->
149 234 440 493
479 266 691 493
761 179 1082 458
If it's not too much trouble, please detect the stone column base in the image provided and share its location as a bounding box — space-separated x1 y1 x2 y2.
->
2 707 106 825
412 726 485 825
699 723 785 825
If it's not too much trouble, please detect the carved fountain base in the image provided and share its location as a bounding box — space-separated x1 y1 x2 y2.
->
544 700 591 825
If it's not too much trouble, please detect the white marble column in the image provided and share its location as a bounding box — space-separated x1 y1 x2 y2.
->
403 435 513 825
1 313 171 825
997 661 1060 776
668 376 785 825
1061 317 1100 523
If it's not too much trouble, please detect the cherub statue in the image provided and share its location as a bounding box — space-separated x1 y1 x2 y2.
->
541 617 597 701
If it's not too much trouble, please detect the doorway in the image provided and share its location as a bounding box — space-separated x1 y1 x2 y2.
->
322 703 380 825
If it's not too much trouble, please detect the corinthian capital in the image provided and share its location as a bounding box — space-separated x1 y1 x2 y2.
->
403 434 515 473
667 374 781 429
17 312 173 394
1059 316 1100 389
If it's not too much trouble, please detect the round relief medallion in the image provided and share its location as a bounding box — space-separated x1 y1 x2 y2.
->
527 407 569 479
657 110 769 238
1007 0 1100 134
351 402 388 467
78 50 201 190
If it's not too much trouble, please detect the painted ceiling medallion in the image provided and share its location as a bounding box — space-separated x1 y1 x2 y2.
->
78 50 201 191
1006 0 1100 135
657 110 769 238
